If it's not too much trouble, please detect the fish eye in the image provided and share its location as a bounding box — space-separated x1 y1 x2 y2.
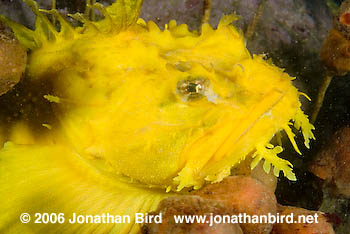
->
176 78 208 100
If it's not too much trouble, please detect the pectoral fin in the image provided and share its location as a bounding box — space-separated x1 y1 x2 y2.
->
0 143 169 234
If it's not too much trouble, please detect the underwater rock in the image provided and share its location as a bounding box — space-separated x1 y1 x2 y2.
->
250 160 278 193
142 195 243 234
194 176 277 234
271 206 335 234
310 126 350 197
0 23 26 96
140 0 203 31
308 125 350 233
320 27 350 75
0 0 332 52
318 195 349 234
0 1 35 27
231 158 278 193
334 0 350 40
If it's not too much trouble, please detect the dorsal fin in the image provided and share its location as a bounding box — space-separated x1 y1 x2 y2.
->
0 0 144 50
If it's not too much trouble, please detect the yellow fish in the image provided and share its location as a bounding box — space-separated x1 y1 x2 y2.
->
0 0 315 233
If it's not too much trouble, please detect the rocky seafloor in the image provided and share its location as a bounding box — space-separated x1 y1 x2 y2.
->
0 0 350 233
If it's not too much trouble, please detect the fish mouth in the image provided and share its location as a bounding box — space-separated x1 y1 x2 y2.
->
174 88 290 191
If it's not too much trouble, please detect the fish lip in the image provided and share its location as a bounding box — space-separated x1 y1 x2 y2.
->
211 89 286 163
174 88 287 189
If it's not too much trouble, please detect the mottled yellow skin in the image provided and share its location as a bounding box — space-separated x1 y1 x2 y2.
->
0 1 315 233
